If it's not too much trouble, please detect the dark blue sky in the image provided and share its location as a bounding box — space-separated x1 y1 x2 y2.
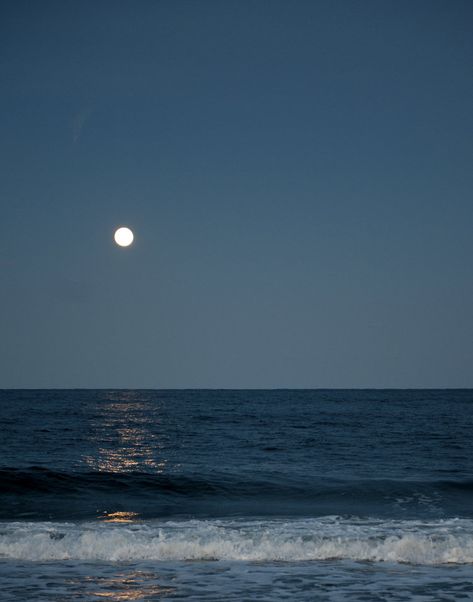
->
1 0 472 388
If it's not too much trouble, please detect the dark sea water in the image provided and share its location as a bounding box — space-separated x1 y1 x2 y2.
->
1 389 473 600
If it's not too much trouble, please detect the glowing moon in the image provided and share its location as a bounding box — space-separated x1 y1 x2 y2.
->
114 227 134 247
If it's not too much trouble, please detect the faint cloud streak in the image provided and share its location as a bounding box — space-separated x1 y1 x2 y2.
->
72 106 93 143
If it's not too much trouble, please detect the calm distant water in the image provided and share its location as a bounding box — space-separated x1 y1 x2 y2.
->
1 389 473 600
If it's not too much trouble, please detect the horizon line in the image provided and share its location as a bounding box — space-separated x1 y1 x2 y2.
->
1 387 472 391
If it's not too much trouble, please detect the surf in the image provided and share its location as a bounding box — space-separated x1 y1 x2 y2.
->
2 516 473 565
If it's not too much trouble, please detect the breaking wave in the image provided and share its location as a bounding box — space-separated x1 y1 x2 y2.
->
1 516 473 565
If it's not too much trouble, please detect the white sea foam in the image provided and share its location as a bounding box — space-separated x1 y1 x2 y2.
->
1 517 473 565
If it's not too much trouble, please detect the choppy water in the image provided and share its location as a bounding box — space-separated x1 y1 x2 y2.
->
1 389 473 600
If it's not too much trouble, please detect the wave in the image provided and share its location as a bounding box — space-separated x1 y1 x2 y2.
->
1 467 473 520
0 467 226 496
2 466 473 496
1 517 473 565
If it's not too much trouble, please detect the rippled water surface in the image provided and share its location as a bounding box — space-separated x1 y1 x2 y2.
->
1 389 473 600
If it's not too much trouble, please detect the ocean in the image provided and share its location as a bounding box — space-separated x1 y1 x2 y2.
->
1 389 473 600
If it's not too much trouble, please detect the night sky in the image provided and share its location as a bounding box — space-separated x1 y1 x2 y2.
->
1 0 472 388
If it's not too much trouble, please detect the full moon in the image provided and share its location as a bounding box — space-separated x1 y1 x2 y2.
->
114 227 134 247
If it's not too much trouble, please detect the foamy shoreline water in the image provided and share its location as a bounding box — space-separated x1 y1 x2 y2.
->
2 516 473 565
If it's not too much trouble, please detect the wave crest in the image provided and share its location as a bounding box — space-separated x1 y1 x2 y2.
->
1 517 473 565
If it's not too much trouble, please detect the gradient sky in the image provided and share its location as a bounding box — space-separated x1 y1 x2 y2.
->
1 0 472 388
